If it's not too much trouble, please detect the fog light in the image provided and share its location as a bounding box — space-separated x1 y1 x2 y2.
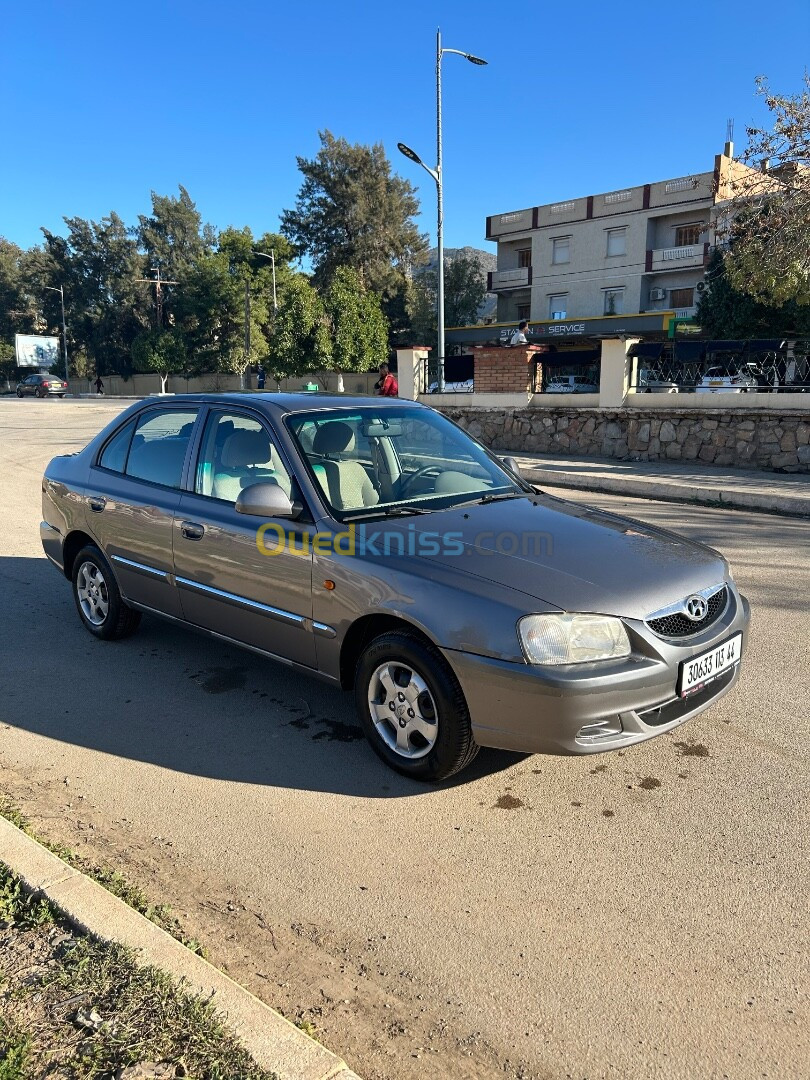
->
576 719 623 743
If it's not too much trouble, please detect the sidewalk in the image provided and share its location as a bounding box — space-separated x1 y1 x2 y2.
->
514 453 810 518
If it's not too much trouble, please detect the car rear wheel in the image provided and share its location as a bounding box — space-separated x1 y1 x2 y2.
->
354 631 479 781
37 387 47 398
72 545 141 641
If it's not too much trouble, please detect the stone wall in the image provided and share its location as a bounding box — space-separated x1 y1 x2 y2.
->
439 406 810 473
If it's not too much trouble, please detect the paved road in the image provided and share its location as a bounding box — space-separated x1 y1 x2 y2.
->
1 398 807 1080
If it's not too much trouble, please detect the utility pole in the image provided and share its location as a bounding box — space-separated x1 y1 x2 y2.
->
244 276 251 391
44 285 69 387
135 267 179 328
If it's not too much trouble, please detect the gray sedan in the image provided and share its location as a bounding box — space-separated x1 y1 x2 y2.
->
40 394 749 781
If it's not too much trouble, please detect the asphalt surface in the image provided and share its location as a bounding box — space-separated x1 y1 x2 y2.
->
1 398 807 1080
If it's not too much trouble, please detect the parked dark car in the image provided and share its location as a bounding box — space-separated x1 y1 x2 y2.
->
40 394 749 781
16 373 68 398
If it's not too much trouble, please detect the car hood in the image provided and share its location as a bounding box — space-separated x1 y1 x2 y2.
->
381 494 727 620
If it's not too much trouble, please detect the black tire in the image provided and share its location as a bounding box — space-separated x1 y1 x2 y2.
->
37 387 47 398
354 630 479 781
71 544 141 641
16 388 23 398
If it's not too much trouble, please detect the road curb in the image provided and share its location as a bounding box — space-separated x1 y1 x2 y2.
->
0 816 361 1080
518 462 810 518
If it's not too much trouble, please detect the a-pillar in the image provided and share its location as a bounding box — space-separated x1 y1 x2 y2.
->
599 337 638 408
395 347 431 400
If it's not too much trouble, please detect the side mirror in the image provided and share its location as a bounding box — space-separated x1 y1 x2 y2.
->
235 482 299 519
501 456 522 478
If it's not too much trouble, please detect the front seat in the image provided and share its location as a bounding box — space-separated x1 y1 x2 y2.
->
213 429 277 502
311 422 379 510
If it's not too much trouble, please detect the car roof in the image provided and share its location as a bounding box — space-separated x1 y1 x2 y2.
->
132 392 426 417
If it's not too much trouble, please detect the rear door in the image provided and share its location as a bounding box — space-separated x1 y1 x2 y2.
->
173 407 316 667
86 406 200 616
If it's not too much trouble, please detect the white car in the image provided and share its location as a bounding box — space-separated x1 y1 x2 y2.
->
638 367 679 393
696 364 758 394
545 375 599 394
427 379 474 394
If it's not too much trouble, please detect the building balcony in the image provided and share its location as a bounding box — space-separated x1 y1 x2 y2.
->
673 307 697 319
647 244 709 273
487 267 532 291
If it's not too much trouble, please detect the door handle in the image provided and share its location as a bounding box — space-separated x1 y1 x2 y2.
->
181 520 205 541
88 496 107 513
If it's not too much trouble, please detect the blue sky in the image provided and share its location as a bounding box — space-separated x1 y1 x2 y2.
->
2 0 808 255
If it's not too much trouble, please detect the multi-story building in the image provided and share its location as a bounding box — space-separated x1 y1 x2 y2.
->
485 143 748 328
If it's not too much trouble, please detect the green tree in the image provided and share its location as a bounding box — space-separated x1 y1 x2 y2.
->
137 186 214 329
720 75 810 305
41 213 146 377
131 328 188 394
268 274 331 387
698 249 810 337
281 131 428 301
407 250 488 344
322 266 389 391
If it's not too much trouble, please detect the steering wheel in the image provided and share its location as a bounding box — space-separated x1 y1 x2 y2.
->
399 464 442 494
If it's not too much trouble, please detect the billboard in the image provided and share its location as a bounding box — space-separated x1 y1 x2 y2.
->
15 334 60 369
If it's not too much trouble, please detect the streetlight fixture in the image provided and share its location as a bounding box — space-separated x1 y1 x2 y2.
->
44 285 69 387
398 29 487 391
251 249 277 312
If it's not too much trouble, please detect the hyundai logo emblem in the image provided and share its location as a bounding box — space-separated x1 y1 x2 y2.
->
684 595 708 621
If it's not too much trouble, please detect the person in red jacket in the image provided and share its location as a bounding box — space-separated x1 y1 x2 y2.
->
375 363 398 396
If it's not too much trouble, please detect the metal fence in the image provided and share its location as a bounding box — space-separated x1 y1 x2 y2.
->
629 340 810 394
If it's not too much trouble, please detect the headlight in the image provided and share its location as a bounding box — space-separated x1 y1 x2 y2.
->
518 613 631 665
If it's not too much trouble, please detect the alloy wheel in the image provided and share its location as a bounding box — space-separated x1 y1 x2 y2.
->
367 662 438 759
76 560 110 626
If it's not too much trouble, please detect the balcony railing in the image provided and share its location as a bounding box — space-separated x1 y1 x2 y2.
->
674 307 697 319
487 267 532 291
648 245 708 272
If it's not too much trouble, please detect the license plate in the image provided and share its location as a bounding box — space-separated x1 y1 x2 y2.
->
678 633 742 697
709 380 723 386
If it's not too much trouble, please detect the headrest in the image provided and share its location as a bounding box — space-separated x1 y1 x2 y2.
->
221 429 272 468
312 421 354 456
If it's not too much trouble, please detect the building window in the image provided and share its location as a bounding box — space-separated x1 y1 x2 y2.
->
552 237 570 264
517 248 532 268
517 304 531 321
603 288 624 315
670 287 694 308
675 224 702 247
548 295 568 319
606 228 626 257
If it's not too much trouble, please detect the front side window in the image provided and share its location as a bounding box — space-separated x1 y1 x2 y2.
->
517 303 531 321
552 237 570 264
125 409 198 489
195 411 291 503
606 228 626 257
603 288 624 315
287 408 525 520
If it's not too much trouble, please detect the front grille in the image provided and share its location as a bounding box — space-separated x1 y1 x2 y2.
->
647 586 728 638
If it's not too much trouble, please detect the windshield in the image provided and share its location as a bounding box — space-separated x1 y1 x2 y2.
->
287 406 527 520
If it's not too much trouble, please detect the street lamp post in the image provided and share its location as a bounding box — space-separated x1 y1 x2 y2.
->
44 285 69 387
398 29 487 392
252 249 277 312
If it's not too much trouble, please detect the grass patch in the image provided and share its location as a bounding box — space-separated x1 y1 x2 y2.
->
0 863 278 1080
0 798 205 956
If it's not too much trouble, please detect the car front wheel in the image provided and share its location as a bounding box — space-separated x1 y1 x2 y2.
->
354 631 479 781
72 545 141 640
16 388 23 397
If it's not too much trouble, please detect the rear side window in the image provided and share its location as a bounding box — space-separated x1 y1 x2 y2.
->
98 419 137 473
125 410 198 489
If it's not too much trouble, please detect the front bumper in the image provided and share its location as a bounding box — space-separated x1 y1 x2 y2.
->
443 589 750 756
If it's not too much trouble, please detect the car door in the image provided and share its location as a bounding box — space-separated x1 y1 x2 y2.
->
23 375 37 396
86 406 200 617
173 407 316 668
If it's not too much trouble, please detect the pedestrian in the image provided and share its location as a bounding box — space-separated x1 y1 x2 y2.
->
95 375 104 395
375 363 398 397
509 320 531 346
257 366 266 390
